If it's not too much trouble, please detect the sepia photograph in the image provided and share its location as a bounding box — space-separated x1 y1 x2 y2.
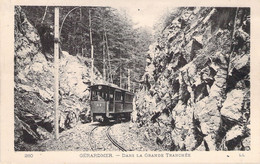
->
1 0 260 163
14 5 251 152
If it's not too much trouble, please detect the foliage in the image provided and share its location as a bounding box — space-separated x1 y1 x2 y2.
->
20 6 153 89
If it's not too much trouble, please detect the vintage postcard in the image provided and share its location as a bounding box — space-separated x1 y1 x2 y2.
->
1 0 260 163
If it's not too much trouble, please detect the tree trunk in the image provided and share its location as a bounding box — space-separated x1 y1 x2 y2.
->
103 33 106 81
89 10 94 85
41 6 48 24
104 32 112 83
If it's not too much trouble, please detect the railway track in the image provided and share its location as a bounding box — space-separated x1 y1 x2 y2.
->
87 124 127 152
88 126 98 151
106 126 127 152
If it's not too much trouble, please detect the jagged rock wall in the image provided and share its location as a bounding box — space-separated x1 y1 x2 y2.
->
134 7 250 151
14 6 104 150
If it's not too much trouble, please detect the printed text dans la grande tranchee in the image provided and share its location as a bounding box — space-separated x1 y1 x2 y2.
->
79 153 191 158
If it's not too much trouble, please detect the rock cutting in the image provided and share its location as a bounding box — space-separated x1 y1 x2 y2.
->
14 6 250 151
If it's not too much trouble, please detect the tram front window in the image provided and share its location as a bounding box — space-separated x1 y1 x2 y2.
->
91 91 106 101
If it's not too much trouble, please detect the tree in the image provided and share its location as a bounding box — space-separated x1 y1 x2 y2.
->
20 6 153 89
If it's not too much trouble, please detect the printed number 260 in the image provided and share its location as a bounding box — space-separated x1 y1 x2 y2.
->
24 154 33 158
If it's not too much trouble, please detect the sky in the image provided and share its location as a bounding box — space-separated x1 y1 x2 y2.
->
113 2 172 29
125 5 169 28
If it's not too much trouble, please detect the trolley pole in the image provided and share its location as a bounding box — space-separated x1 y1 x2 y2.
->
54 7 60 139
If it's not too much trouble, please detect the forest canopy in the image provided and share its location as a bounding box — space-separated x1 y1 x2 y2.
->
21 6 153 90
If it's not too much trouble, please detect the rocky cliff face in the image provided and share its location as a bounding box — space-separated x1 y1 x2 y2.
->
14 6 105 150
134 7 250 151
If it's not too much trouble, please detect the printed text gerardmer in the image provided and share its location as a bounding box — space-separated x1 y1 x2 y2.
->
79 153 191 158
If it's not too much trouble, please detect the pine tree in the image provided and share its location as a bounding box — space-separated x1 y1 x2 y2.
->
20 6 153 89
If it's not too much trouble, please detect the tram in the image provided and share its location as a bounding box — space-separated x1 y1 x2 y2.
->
89 84 134 122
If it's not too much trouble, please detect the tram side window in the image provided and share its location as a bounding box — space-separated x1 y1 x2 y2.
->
125 93 133 102
115 91 122 101
109 91 114 102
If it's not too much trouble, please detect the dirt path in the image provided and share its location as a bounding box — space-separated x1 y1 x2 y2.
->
22 121 159 151
110 122 163 151
25 123 94 151
90 125 119 151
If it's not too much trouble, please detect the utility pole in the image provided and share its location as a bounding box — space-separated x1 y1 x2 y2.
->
128 69 130 91
54 7 59 139
89 10 94 85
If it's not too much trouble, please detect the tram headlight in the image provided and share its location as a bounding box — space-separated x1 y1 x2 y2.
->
98 86 102 90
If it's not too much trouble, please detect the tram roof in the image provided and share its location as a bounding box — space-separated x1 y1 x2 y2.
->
89 83 134 95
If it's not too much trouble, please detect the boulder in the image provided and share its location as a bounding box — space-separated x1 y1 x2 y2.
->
221 89 245 121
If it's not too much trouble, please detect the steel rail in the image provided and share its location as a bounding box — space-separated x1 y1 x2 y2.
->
87 126 98 151
106 126 127 152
